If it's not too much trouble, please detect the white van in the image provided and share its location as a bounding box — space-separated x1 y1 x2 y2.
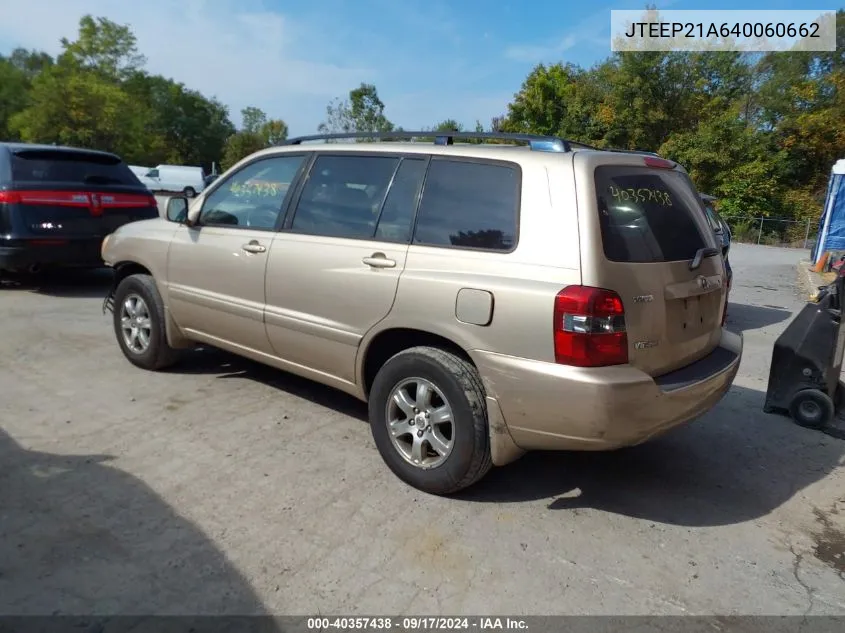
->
142 165 206 197
129 165 153 185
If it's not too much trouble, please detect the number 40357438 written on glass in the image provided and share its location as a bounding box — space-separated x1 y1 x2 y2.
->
609 185 673 206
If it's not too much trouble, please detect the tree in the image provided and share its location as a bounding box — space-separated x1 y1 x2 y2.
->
59 15 145 80
502 62 607 143
9 16 148 154
318 83 394 137
220 107 288 170
260 118 288 145
11 60 146 154
221 132 265 171
8 15 235 169
433 119 461 131
7 48 53 80
241 106 267 134
124 72 235 167
0 57 31 141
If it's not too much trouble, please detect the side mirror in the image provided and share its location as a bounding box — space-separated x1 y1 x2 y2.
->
166 196 189 223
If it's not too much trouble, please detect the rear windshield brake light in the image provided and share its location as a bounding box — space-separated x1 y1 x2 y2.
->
643 156 676 169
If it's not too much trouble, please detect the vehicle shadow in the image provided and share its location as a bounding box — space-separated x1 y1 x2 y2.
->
0 268 113 299
458 384 845 526
725 302 792 332
166 349 843 528
166 347 369 422
0 427 276 619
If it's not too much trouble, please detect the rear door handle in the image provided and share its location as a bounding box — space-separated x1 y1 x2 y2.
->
362 252 396 268
242 240 266 254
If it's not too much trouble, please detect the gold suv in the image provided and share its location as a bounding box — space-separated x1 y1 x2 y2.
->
101 131 742 495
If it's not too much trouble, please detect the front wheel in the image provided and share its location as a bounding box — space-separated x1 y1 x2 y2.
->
113 273 179 370
368 346 492 495
183 187 196 198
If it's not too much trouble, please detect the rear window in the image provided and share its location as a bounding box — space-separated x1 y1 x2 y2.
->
594 165 708 263
413 159 519 251
11 150 141 186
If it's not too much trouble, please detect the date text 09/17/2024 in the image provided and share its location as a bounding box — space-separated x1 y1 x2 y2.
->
306 617 529 630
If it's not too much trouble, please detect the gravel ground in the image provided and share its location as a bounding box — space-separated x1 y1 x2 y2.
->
0 242 842 616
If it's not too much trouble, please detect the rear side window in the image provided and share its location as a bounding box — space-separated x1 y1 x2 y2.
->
291 155 399 239
413 159 519 251
11 150 141 186
594 165 707 263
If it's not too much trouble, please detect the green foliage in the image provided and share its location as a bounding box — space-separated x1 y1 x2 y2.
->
1 14 236 171
318 83 394 138
59 15 145 80
220 107 289 170
2 6 843 232
221 132 265 171
0 56 31 141
434 119 461 131
499 9 845 228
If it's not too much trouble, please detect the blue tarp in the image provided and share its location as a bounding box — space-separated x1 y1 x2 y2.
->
812 160 845 265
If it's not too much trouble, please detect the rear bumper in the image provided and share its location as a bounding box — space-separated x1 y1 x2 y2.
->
472 328 742 451
0 238 104 270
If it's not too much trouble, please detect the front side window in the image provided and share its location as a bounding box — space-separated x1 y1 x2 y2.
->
199 155 305 230
290 155 400 239
413 159 519 251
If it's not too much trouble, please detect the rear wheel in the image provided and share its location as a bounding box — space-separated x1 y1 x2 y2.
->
368 346 492 495
183 187 196 198
788 389 834 429
113 273 179 370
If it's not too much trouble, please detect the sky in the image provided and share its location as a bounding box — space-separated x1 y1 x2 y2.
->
0 0 821 136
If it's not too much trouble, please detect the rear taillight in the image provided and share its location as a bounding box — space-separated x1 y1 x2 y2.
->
553 286 628 367
0 191 157 208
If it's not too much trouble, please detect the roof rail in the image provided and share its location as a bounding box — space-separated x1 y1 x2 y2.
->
280 131 591 153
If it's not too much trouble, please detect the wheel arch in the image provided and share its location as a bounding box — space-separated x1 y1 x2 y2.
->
358 326 475 399
109 260 193 350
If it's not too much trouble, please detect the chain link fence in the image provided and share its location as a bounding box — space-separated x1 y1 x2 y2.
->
722 216 817 249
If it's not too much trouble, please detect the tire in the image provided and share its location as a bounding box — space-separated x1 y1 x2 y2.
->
183 187 196 198
112 273 179 371
368 346 492 495
788 388 834 429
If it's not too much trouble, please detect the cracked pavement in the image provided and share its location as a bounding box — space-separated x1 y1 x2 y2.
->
0 243 843 615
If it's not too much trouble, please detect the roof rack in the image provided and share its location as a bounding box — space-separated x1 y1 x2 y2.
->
280 131 592 153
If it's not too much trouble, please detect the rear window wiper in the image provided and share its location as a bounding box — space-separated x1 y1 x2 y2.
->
689 247 719 271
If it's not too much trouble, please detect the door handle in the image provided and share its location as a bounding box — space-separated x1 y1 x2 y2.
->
242 240 266 254
362 252 396 268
